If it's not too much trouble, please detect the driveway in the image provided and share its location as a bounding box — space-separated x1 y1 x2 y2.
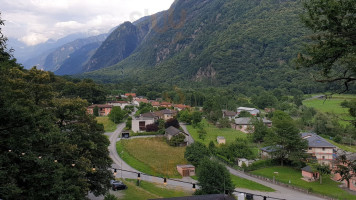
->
180 123 194 145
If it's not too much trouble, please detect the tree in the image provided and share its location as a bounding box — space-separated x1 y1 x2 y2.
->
196 159 234 195
165 118 180 129
146 123 159 132
311 163 331 184
93 106 99 117
334 154 356 189
252 118 271 143
0 67 113 199
109 107 127 124
168 134 186 147
184 142 210 167
198 128 207 140
238 110 252 118
192 111 202 126
218 117 231 128
298 0 356 91
179 110 192 123
217 139 255 162
268 111 308 166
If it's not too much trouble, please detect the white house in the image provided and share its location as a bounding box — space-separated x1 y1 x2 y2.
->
237 107 260 116
132 116 155 133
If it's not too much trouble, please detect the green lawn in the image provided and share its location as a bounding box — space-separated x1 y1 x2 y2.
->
120 179 191 200
326 138 356 153
186 119 247 145
117 137 188 178
96 117 117 132
231 175 275 192
251 166 356 199
303 94 356 126
191 172 274 192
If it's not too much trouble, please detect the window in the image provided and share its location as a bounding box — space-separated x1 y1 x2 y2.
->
322 147 325 151
322 156 325 160
309 148 312 150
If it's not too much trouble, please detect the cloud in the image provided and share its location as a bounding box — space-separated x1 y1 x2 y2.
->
1 0 174 46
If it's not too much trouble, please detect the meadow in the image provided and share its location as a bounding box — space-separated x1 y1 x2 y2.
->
251 166 355 199
96 116 117 132
117 137 188 177
186 119 247 145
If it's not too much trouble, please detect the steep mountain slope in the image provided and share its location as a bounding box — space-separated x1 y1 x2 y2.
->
43 34 107 72
83 0 313 90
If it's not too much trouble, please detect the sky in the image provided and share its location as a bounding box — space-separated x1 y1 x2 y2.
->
1 0 175 46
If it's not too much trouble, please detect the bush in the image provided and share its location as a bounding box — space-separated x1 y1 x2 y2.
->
245 159 277 171
184 142 210 167
104 194 119 200
165 118 180 129
334 135 342 143
146 123 159 132
168 134 186 147
198 128 207 140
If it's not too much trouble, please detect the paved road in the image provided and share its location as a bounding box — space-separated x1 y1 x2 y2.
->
226 166 326 200
108 123 196 191
180 123 194 145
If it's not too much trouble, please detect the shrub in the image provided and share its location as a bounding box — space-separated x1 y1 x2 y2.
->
168 134 186 147
146 123 159 132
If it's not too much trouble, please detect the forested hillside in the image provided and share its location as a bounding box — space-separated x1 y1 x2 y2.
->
81 0 330 93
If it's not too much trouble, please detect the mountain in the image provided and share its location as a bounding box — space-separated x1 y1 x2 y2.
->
43 34 107 73
82 0 315 91
7 33 90 69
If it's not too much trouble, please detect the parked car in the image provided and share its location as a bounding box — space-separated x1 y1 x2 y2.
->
110 180 127 191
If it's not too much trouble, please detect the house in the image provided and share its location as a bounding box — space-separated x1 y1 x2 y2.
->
217 136 226 145
301 133 336 165
237 107 260 116
174 104 191 111
87 104 113 116
160 102 172 108
150 101 161 108
125 93 136 98
165 126 183 140
260 146 280 159
176 165 195 177
301 165 320 182
133 98 149 106
237 158 256 167
132 116 156 133
222 110 237 121
332 153 356 191
232 117 272 133
158 109 177 121
107 101 130 109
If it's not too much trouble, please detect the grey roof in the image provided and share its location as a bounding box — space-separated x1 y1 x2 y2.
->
301 165 315 173
150 194 235 200
237 107 258 111
217 136 225 140
260 145 281 153
177 164 195 168
141 112 156 118
161 109 176 114
301 133 336 148
223 110 236 116
234 117 272 125
165 126 181 136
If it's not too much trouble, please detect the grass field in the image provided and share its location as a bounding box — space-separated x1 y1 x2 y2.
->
186 119 247 145
120 179 190 200
231 175 275 192
96 116 117 132
117 137 188 177
326 138 356 153
251 166 356 199
303 94 356 127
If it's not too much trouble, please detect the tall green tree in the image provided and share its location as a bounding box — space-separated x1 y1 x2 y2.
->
196 159 234 195
298 0 356 91
109 107 127 124
184 142 210 167
268 111 308 166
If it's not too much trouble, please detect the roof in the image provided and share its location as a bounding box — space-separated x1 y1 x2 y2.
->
260 145 281 153
174 104 191 109
151 101 161 106
161 102 172 106
141 112 157 118
301 165 315 173
161 109 177 114
301 133 336 148
223 110 236 116
165 126 181 136
135 99 149 103
88 104 113 108
234 117 272 125
177 164 195 168
149 194 235 200
237 107 258 111
107 101 128 104
217 136 225 140
125 93 136 97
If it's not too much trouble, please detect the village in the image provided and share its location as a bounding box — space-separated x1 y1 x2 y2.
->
87 92 356 200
